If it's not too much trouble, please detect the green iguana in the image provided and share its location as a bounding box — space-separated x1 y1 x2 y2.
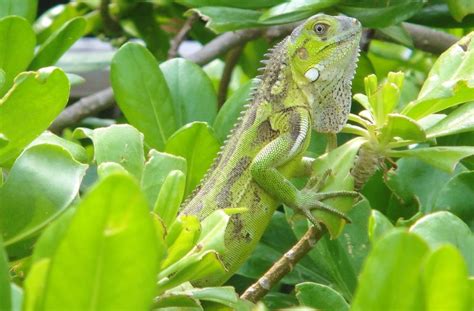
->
180 14 362 286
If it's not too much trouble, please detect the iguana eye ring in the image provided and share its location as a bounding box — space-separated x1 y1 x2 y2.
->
314 23 328 35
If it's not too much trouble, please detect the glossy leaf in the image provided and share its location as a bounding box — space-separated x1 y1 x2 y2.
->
260 0 339 24
368 210 393 242
0 238 10 311
165 122 220 195
162 216 201 269
402 32 474 119
160 58 217 126
0 0 38 23
42 174 161 310
433 171 474 228
0 16 35 96
426 102 474 138
422 245 470 310
380 113 426 142
0 144 87 245
351 230 429 311
111 43 177 150
444 0 474 22
0 67 70 166
176 0 283 9
388 146 474 173
190 7 264 33
141 150 187 209
213 81 252 143
154 170 186 228
410 211 474 274
29 17 86 70
337 0 423 28
295 282 349 311
74 124 145 179
29 132 88 163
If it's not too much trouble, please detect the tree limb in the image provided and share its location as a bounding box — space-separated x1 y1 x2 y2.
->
168 13 198 59
217 45 244 108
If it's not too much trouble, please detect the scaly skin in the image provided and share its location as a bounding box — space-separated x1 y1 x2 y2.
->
180 14 362 286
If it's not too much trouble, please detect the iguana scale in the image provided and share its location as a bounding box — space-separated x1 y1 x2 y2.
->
180 14 362 286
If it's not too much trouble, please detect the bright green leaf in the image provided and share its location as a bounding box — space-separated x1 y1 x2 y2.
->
160 58 218 126
74 124 145 179
0 67 70 166
351 230 429 311
29 17 86 70
141 150 187 209
443 0 474 22
410 211 474 275
42 174 161 310
111 43 178 150
0 16 35 96
190 7 264 33
422 245 470 310
426 102 474 138
260 0 339 24
0 144 87 245
154 170 186 228
0 0 38 23
11 283 22 311
368 209 394 242
165 122 220 195
381 113 426 142
29 132 88 163
0 238 11 311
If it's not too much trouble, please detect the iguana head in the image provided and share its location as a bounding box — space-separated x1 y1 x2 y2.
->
288 14 362 133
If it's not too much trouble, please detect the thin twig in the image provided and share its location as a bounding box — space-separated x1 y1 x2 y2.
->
241 226 326 302
217 45 244 108
168 13 198 59
100 0 121 36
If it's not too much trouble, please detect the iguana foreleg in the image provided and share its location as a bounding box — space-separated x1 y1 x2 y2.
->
250 109 356 227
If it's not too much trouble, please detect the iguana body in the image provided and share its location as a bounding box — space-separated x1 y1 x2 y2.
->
180 14 362 285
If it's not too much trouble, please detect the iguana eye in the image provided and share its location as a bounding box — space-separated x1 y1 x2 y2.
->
314 23 328 35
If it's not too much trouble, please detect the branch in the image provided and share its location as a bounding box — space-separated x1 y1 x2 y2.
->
100 0 121 36
168 13 198 59
217 45 244 107
241 226 326 302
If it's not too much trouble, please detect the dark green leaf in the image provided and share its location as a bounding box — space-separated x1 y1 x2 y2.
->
42 174 161 310
0 238 11 311
177 0 283 9
260 0 339 24
165 122 220 195
111 43 178 150
296 282 349 311
29 17 86 70
0 144 87 245
160 58 217 126
191 7 264 33
0 16 35 96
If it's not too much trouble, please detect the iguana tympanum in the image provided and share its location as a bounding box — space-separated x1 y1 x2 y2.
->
180 14 362 286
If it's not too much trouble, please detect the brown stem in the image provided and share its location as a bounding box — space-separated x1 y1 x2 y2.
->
241 226 326 302
100 0 121 36
168 13 198 59
217 45 244 108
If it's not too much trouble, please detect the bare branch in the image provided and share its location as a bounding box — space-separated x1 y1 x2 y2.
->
168 13 198 59
217 45 244 107
241 226 326 303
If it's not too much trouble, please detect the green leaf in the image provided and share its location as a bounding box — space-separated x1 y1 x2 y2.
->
111 42 178 150
153 170 186 228
443 0 474 22
351 230 429 311
0 0 38 23
426 102 474 138
11 283 22 311
433 171 474 228
29 17 86 70
402 32 474 119
422 245 471 310
73 124 145 179
176 0 283 9
377 24 413 47
337 0 423 28
29 132 88 163
0 144 87 245
311 137 365 237
160 58 217 126
0 67 70 166
368 210 393 242
41 174 161 310
381 113 426 142
141 150 187 209
410 211 474 275
260 0 339 24
388 146 474 173
0 16 35 96
165 122 220 195
34 3 90 44
295 282 349 311
213 81 251 143
0 238 11 311
24 259 49 311
191 7 264 33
